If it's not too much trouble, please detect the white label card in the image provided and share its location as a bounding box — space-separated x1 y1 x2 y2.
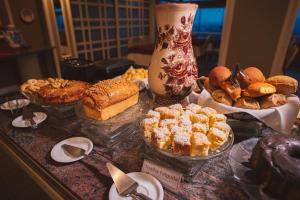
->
141 159 182 192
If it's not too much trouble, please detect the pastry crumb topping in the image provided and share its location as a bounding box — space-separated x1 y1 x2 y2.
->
143 103 231 156
174 132 190 145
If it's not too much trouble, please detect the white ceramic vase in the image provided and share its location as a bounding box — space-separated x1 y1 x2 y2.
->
149 3 198 104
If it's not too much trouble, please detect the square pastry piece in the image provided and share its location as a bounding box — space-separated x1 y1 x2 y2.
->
212 122 231 136
154 106 169 113
186 103 202 113
181 110 194 118
173 132 191 155
151 127 172 150
146 110 160 119
190 113 209 125
198 107 217 117
191 133 211 156
143 118 159 132
159 119 177 129
170 125 185 134
192 123 208 134
209 113 227 126
155 107 180 119
178 115 192 128
207 127 227 150
169 103 183 113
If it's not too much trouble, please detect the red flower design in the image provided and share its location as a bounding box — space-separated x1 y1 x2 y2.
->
162 61 189 79
156 13 197 96
173 29 191 54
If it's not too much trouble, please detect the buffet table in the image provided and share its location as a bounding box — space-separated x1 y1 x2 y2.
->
0 95 261 200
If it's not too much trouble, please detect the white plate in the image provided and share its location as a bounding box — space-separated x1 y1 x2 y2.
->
109 172 164 200
1 99 30 110
12 112 47 128
51 137 93 163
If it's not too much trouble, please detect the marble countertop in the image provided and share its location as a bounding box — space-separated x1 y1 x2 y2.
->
0 104 249 200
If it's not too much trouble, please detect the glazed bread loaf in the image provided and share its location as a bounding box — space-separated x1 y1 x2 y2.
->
234 97 260 110
243 82 276 98
82 79 139 120
259 94 287 109
266 75 298 95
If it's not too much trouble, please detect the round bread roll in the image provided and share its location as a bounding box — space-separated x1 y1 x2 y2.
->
259 93 287 109
266 75 298 95
209 66 231 87
234 97 260 109
212 89 233 106
238 67 265 89
242 82 276 98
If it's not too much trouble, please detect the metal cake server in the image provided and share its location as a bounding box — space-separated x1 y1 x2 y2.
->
106 163 152 200
62 144 88 158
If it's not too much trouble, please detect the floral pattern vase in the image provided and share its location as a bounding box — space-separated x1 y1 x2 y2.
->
149 3 198 105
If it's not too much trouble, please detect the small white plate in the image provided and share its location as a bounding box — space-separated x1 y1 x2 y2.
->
51 137 93 163
109 172 164 200
12 112 47 128
1 99 30 110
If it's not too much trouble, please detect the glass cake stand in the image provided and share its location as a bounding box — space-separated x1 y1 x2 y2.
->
141 124 234 182
229 138 276 200
22 92 79 119
76 91 152 147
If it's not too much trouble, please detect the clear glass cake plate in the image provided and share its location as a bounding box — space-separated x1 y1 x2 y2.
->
140 122 234 181
76 91 152 147
229 138 276 200
22 91 80 119
142 126 234 162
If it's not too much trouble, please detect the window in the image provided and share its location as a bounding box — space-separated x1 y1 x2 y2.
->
70 0 151 61
293 8 300 44
54 1 67 46
160 0 225 36
193 8 224 33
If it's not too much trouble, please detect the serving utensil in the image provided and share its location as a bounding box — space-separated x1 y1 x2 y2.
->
106 162 152 200
229 63 241 88
22 107 37 128
61 144 88 158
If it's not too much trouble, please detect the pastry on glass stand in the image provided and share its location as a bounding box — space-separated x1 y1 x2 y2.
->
20 79 50 103
82 79 139 121
20 78 89 105
142 103 232 157
38 78 90 104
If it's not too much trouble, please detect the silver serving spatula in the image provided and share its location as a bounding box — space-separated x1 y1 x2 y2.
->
106 163 152 200
61 144 88 158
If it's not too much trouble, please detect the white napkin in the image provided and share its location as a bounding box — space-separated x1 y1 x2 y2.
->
189 89 300 134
